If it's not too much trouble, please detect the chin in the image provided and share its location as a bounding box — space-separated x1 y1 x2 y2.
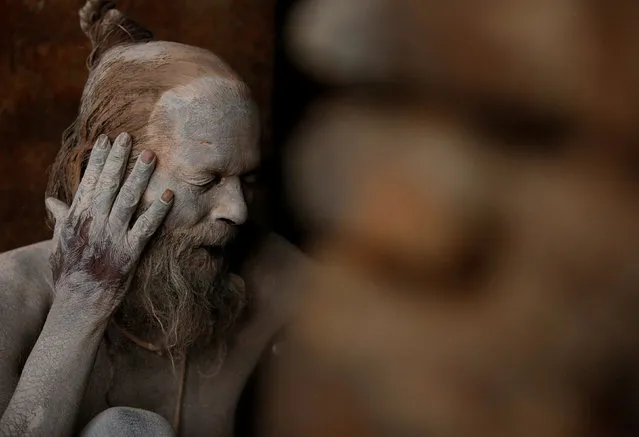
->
120 235 244 353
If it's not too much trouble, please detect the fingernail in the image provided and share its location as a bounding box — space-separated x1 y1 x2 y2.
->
115 132 131 148
141 150 155 164
96 134 109 149
161 189 174 203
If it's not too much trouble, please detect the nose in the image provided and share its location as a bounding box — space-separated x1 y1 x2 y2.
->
212 177 248 226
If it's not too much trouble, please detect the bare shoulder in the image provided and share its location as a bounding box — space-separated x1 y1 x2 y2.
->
242 233 311 329
0 240 54 312
0 240 54 371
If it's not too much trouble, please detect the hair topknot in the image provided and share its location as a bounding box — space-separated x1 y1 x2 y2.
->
79 0 154 69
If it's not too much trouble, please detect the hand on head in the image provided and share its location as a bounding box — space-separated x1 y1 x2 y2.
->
46 132 174 321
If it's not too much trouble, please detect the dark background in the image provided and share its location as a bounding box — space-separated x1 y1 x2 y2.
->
270 0 322 246
0 0 316 253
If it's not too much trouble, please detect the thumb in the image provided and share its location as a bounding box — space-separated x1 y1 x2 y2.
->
45 197 70 224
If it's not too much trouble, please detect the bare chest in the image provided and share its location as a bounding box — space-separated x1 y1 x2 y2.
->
78 319 277 437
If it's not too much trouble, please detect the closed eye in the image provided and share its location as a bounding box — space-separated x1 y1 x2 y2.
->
188 174 222 188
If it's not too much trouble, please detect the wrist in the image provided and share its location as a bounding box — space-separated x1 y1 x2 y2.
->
48 288 112 336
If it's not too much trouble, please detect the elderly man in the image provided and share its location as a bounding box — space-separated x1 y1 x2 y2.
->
0 1 303 436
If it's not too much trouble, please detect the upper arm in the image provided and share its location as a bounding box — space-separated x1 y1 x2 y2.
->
0 251 52 414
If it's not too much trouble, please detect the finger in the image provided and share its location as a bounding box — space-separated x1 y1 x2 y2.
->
70 135 111 215
93 132 132 218
109 150 156 230
45 197 70 225
128 189 174 255
45 197 71 248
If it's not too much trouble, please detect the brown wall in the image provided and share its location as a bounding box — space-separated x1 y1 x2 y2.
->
0 0 275 252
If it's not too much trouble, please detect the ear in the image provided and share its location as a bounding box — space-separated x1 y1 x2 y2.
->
45 197 70 225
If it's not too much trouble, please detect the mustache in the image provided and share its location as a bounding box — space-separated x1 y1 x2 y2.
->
194 223 239 248
133 203 240 248
152 220 240 249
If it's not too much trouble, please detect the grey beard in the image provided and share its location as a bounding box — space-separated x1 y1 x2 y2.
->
116 227 248 355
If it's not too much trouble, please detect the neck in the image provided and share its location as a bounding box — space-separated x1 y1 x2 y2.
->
111 318 167 355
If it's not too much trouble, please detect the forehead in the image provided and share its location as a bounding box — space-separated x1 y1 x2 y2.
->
150 76 260 174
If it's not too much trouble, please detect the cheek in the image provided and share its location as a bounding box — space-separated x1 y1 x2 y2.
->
141 172 209 228
141 172 166 204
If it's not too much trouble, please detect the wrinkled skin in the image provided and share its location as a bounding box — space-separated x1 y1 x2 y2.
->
48 134 173 320
0 0 306 435
0 133 173 437
0 128 305 437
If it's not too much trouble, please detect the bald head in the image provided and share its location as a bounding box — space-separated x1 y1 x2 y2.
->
47 38 260 212
92 40 241 88
44 0 261 351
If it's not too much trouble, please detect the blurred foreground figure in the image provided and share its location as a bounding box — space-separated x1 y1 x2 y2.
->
260 1 639 437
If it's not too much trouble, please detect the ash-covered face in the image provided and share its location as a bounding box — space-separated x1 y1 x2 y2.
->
145 75 261 244
119 75 261 353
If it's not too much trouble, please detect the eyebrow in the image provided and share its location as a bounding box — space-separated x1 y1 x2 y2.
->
197 134 247 145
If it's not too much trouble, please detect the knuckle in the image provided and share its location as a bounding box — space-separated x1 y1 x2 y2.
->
135 217 158 239
73 191 85 205
105 221 122 237
136 216 153 233
127 174 147 192
117 189 138 208
101 163 121 176
59 223 74 241
124 235 138 254
90 149 108 162
82 172 99 186
101 165 123 179
109 148 128 161
157 204 171 218
89 157 106 170
88 153 103 165
97 178 120 193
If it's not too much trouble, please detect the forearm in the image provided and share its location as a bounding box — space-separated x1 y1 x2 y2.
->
1 129 173 437
0 296 107 437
